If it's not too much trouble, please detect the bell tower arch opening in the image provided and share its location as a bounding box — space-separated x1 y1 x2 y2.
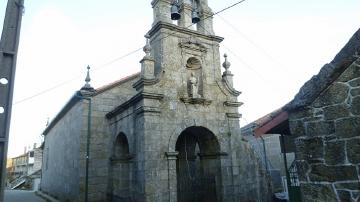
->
175 126 222 202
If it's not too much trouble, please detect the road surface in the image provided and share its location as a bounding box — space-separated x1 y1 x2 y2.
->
4 190 45 202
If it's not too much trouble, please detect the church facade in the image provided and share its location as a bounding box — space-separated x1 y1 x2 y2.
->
40 1 272 201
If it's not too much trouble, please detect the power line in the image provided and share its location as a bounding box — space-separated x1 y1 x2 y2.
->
187 9 284 91
148 0 248 46
183 6 274 86
217 14 292 75
221 46 270 83
13 0 247 105
213 0 246 16
14 77 78 104
94 47 143 70
13 47 143 105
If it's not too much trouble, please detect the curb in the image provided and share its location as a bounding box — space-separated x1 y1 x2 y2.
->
35 191 60 202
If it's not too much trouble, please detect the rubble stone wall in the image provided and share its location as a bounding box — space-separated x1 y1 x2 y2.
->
289 60 360 202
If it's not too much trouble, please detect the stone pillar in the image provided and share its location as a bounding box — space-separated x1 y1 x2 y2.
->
219 155 235 202
225 112 242 201
140 36 155 79
178 0 193 28
197 3 214 35
152 0 172 26
165 152 178 202
141 58 155 79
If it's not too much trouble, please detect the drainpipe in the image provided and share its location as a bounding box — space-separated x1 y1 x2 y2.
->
75 92 92 202
260 136 268 173
280 134 291 200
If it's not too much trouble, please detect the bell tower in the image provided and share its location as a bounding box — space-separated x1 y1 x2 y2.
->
121 1 262 201
152 0 214 34
144 0 237 99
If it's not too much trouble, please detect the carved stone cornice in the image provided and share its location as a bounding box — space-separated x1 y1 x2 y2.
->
226 113 242 119
180 97 212 105
198 152 228 159
151 0 172 7
224 101 243 107
110 154 134 164
165 151 179 160
135 106 161 115
133 78 158 90
221 78 241 97
133 70 165 91
141 91 164 100
179 38 208 53
106 91 164 119
147 22 224 43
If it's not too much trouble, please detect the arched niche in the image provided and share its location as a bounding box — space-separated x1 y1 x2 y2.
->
113 133 130 159
108 133 132 202
186 57 203 98
186 57 201 70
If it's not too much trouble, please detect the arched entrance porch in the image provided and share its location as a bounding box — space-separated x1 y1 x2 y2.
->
175 126 222 202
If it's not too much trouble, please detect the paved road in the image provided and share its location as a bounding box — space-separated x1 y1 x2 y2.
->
4 190 45 202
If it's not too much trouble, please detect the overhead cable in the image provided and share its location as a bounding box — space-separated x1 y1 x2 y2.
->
13 0 247 105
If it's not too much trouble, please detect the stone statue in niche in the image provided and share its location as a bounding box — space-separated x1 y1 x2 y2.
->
189 72 200 98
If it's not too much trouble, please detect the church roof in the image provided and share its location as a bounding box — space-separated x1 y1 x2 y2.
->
94 72 140 95
43 72 140 136
242 28 360 137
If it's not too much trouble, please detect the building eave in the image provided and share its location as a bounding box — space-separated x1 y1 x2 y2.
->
42 92 82 136
242 107 289 138
253 110 288 137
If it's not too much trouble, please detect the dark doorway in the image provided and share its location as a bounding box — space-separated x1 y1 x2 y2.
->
175 126 222 202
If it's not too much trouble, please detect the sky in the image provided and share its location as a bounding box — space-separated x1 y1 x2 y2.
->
1 0 359 157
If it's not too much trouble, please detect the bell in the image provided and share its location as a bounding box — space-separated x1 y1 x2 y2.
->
191 9 200 24
171 4 181 20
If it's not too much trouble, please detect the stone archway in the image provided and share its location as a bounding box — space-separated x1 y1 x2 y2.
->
175 126 222 202
108 133 132 202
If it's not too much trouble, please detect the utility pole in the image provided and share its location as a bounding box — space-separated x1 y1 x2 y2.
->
0 0 24 200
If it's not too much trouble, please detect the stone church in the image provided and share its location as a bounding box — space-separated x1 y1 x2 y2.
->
40 0 271 201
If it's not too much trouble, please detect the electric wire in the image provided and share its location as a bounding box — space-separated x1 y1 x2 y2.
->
148 0 247 46
213 0 246 16
180 7 285 177
184 9 274 86
184 7 288 93
221 45 271 83
217 14 292 75
13 47 143 105
13 0 247 105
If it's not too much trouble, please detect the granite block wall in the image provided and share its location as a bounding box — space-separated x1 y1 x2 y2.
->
41 102 82 201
